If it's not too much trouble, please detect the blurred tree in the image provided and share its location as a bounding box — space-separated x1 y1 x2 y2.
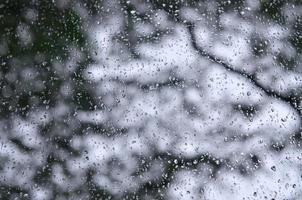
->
0 0 302 199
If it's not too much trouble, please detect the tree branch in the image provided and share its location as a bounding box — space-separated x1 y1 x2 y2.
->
185 22 301 118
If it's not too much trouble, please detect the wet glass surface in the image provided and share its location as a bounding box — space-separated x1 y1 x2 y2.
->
0 0 302 199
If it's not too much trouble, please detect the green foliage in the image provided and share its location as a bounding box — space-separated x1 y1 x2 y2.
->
0 1 93 118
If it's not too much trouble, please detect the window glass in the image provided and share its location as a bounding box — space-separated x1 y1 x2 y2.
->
0 0 301 199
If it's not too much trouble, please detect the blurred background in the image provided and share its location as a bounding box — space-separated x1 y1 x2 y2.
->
0 0 302 199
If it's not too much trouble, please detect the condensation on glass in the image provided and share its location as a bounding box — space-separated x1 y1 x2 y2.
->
0 0 301 199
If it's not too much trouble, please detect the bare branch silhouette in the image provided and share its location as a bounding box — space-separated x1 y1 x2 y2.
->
185 21 302 120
